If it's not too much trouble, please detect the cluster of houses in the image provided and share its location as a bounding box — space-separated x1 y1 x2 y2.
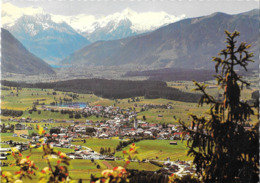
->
7 120 187 141
2 102 191 142
0 103 197 175
42 104 138 119
162 160 196 177
140 103 173 110
46 119 187 140
1 107 190 162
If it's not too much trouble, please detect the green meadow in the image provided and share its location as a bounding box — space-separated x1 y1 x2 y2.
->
71 138 120 152
0 136 188 182
115 140 191 161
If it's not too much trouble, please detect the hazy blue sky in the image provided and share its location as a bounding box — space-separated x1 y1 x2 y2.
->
4 0 259 17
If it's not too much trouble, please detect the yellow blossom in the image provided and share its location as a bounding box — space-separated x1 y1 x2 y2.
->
101 170 114 178
14 180 23 183
2 171 12 177
19 158 27 164
11 147 19 153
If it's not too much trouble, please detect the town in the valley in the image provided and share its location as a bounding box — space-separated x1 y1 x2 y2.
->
1 102 197 177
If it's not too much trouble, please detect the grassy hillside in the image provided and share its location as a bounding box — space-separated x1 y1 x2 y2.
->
115 140 192 161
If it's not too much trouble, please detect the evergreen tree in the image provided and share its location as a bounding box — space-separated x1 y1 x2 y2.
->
143 115 146 121
180 31 259 182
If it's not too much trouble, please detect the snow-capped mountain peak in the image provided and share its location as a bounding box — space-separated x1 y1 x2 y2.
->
2 2 186 42
51 8 186 41
2 2 45 27
62 8 186 34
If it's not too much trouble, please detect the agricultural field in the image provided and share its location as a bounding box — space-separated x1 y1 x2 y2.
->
109 160 160 171
2 84 258 124
1 151 102 182
1 87 209 124
167 78 258 100
115 140 191 161
0 134 188 182
0 121 73 135
71 138 120 153
1 87 102 110
0 134 103 182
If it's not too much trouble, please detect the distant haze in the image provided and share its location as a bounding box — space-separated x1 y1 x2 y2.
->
3 0 259 18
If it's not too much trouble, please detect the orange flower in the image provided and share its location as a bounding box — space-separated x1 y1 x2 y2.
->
129 148 134 152
28 171 34 174
59 152 66 159
41 170 46 174
41 167 50 174
15 171 22 175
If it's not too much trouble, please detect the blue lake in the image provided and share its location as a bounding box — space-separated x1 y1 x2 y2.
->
50 64 71 68
50 102 87 108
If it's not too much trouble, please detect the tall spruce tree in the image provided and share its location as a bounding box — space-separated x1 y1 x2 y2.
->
180 31 259 183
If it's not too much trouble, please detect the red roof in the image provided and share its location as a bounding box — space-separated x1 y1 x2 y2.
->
173 132 181 135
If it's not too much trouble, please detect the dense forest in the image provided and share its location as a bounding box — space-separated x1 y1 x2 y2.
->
123 68 253 82
1 109 23 117
2 79 201 103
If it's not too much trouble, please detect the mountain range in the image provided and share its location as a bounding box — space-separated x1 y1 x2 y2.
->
2 3 185 63
1 28 55 75
6 14 90 64
2 3 259 74
61 9 259 70
52 8 186 42
3 3 185 42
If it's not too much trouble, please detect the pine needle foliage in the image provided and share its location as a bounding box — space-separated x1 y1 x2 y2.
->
180 30 259 183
